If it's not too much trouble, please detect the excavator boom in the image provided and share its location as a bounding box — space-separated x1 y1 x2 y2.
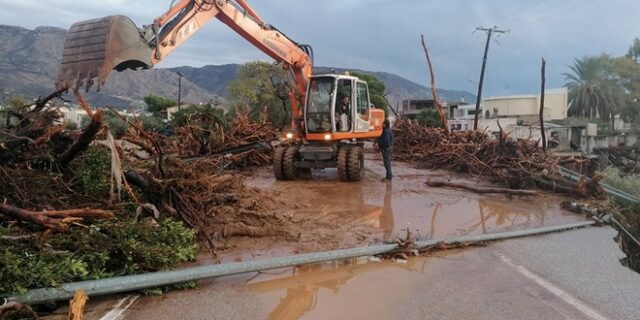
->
56 1 310 95
57 0 385 182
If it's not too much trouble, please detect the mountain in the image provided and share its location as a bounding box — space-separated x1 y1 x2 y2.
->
0 25 223 108
313 67 476 107
167 64 476 107
0 24 474 109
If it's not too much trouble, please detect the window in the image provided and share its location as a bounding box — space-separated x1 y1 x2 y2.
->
306 77 334 133
356 82 369 119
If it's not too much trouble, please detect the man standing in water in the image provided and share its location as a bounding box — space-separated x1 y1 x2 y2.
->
376 119 393 181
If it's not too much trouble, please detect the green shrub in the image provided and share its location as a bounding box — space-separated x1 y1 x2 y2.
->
74 146 111 196
0 218 197 294
602 166 640 197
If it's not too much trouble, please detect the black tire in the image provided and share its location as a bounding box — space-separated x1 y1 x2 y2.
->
273 146 286 180
283 146 300 180
337 145 350 181
347 145 365 181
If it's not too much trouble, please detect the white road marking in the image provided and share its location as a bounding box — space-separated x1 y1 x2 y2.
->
498 253 609 320
99 295 140 320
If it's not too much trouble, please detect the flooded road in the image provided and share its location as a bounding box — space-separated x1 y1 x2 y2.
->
248 158 584 243
48 158 628 320
125 227 640 320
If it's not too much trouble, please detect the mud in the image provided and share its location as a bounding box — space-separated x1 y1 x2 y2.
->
43 158 595 320
217 158 585 262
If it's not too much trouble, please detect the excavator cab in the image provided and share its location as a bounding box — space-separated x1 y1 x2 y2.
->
303 74 384 139
56 15 154 90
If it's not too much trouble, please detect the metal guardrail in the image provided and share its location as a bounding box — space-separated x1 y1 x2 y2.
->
4 221 597 304
557 166 640 250
557 166 640 206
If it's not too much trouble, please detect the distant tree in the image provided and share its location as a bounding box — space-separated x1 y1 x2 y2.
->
170 104 228 128
103 111 128 138
227 61 289 128
563 55 625 122
8 96 28 110
144 95 176 116
350 71 390 118
615 56 640 126
64 121 78 130
140 115 164 132
626 38 640 64
416 109 442 128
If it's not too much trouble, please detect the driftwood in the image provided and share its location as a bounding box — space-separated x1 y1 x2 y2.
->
68 290 88 320
0 204 64 230
426 179 538 195
420 34 449 132
393 118 605 198
59 109 104 167
0 204 114 230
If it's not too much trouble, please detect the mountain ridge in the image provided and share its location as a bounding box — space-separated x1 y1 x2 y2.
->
0 24 475 108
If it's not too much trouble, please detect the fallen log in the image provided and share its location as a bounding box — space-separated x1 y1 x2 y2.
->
68 290 88 320
534 178 584 196
58 109 104 167
0 204 114 230
0 204 64 230
39 208 114 219
426 179 538 196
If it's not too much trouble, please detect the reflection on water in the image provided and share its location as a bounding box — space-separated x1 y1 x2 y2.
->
243 165 586 319
249 257 429 320
380 182 394 241
249 166 582 243
257 170 583 243
359 183 578 241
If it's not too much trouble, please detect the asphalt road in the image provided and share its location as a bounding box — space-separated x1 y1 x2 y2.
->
42 159 640 320
119 227 639 320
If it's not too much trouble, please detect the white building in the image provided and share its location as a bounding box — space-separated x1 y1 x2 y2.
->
482 87 568 122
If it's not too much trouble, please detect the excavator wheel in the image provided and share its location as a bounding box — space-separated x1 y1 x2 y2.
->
347 145 365 181
283 146 300 180
337 145 350 181
273 146 286 180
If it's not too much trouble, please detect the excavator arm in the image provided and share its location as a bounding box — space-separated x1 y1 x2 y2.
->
57 0 312 119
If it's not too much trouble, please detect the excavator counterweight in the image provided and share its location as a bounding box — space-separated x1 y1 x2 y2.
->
56 15 153 90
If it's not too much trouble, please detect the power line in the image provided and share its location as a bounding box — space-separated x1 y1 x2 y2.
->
510 0 600 31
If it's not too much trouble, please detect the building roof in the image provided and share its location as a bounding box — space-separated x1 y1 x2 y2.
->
483 87 567 101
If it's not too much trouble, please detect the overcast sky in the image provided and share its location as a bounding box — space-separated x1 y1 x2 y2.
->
0 0 638 97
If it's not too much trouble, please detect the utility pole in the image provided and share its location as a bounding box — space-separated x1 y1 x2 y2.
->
177 72 184 111
473 26 506 130
539 58 547 152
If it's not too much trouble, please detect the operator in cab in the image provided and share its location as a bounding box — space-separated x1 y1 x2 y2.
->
336 94 351 132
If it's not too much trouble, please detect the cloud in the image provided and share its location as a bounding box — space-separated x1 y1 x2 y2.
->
0 0 637 96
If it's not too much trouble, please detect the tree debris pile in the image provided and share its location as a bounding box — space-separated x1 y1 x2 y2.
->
1 97 198 295
392 118 605 198
166 109 278 169
0 94 286 298
124 158 300 251
612 206 640 273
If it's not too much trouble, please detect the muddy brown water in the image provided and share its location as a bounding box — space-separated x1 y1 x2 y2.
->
247 159 583 244
44 159 590 320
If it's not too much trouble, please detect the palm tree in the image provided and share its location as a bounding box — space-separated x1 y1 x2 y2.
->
563 55 625 122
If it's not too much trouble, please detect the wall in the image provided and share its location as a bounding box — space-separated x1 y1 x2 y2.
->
449 117 517 133
482 88 568 121
511 125 572 151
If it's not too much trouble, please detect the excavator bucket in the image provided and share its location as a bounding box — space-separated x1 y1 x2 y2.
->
56 15 154 91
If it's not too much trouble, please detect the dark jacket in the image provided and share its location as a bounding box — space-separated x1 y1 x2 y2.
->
377 126 393 150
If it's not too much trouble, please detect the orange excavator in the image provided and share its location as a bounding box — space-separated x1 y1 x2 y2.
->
56 0 385 181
